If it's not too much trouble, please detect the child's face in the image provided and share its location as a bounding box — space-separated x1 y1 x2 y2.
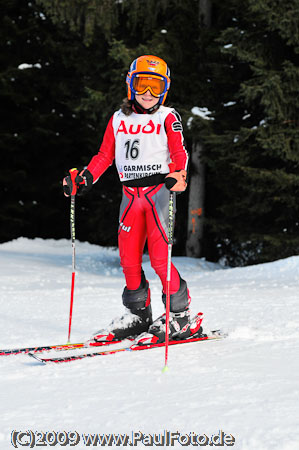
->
135 90 160 110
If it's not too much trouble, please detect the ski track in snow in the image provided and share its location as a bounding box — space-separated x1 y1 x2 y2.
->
0 238 298 450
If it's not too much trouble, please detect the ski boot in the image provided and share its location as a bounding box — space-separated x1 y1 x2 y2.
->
135 311 204 345
134 277 204 345
91 274 152 342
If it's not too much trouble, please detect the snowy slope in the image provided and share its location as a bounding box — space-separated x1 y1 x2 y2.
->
0 238 298 450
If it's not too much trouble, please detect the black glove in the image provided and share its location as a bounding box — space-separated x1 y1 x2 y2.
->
75 169 93 196
63 169 93 197
165 169 187 192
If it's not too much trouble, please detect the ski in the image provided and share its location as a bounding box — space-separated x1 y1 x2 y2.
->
0 339 132 357
28 331 224 364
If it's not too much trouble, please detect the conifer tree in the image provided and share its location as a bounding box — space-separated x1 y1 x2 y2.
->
0 0 108 242
200 0 299 265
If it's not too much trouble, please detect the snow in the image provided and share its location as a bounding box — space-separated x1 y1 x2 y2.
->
187 107 214 128
0 237 299 449
18 63 42 70
223 101 237 107
191 106 214 121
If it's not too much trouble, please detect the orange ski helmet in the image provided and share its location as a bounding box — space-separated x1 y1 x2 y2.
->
126 55 171 105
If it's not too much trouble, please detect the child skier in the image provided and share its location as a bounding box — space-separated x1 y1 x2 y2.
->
63 55 203 344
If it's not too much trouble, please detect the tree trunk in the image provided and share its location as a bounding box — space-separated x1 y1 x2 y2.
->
199 0 212 27
186 141 205 257
186 0 211 258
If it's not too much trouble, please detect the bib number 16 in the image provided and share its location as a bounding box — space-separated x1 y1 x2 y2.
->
125 139 140 160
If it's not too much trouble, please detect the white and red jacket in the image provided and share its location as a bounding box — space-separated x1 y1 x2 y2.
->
87 105 188 185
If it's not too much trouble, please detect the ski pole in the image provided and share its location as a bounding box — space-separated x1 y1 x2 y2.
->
67 168 79 343
163 162 176 372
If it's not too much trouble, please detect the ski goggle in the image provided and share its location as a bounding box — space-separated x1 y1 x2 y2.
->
131 75 166 97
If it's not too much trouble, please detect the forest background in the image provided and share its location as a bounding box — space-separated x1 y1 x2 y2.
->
1 0 298 266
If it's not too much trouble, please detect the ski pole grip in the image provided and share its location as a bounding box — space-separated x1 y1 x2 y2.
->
69 168 79 196
168 162 176 174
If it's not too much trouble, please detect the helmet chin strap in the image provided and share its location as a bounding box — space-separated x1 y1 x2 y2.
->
132 98 160 114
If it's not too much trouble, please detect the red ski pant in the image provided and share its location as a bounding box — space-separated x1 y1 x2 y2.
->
118 184 180 294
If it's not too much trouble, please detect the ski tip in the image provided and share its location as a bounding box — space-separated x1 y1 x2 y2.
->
28 353 47 364
162 365 169 373
210 329 228 339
